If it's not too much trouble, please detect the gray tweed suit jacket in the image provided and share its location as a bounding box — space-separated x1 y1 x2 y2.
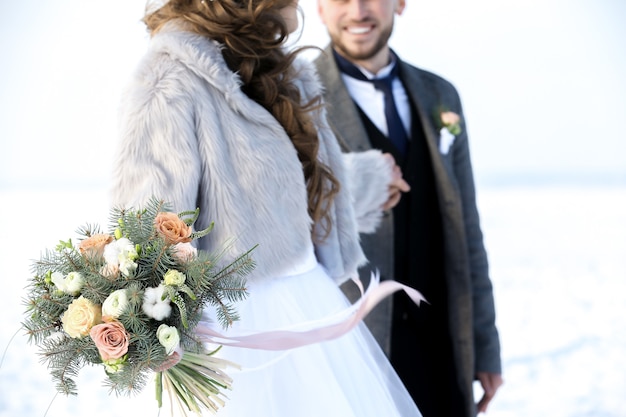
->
314 45 501 416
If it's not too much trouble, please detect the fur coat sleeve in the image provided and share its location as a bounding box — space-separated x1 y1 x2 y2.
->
290 60 393 235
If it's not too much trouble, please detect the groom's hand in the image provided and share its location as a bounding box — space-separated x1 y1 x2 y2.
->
381 153 410 211
476 372 503 413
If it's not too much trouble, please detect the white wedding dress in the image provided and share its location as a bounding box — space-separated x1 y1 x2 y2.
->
196 249 422 417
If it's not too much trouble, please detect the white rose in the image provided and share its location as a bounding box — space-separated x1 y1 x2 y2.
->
142 285 172 320
156 324 180 355
51 271 84 295
102 289 129 318
51 272 68 293
118 258 138 277
64 272 85 296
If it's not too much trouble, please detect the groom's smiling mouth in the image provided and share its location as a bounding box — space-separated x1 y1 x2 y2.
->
345 24 375 35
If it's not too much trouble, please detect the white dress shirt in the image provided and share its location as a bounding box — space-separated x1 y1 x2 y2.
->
339 61 412 138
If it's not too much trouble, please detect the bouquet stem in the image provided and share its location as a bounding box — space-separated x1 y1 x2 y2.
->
156 349 240 416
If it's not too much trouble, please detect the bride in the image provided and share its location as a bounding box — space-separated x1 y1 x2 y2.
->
111 0 421 415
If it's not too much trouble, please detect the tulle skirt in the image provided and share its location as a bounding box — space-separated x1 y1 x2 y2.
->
199 256 422 417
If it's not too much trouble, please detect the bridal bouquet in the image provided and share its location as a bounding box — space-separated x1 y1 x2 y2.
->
22 198 255 416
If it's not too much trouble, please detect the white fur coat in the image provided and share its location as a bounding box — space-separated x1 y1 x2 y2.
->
110 23 392 284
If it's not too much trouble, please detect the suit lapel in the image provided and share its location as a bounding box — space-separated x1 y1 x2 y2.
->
315 47 372 152
398 60 454 199
397 61 440 159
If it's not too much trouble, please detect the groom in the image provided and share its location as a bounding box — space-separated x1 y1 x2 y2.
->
314 0 503 415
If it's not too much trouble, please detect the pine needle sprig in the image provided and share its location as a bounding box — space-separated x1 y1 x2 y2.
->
42 336 98 396
75 223 104 239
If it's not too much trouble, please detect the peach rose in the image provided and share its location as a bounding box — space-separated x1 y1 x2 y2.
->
100 263 120 279
154 212 192 245
80 234 114 258
89 321 130 361
62 296 102 338
440 111 460 127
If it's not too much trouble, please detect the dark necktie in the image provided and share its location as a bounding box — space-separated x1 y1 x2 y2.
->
333 50 408 155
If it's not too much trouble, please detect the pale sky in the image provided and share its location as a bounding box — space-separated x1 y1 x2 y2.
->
1 0 625 187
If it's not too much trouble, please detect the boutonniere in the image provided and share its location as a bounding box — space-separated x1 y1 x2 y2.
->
436 109 462 154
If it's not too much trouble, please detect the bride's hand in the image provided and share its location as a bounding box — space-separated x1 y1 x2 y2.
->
382 153 410 211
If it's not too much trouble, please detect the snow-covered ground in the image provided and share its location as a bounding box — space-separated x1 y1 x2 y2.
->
1 184 625 416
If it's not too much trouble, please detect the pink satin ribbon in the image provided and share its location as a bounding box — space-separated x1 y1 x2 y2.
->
195 272 426 351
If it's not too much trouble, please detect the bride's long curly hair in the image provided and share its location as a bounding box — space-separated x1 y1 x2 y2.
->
144 0 340 240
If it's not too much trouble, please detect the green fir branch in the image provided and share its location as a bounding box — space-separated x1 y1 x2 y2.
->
75 223 104 239
41 336 98 396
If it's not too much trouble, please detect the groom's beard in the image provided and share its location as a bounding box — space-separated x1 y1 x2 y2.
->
330 21 394 62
